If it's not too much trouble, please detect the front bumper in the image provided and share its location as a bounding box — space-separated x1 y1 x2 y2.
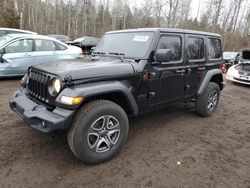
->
226 74 250 85
9 89 75 133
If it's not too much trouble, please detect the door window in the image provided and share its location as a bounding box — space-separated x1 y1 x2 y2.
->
35 39 56 51
157 35 182 61
187 37 204 60
55 42 67 50
5 39 33 53
208 38 222 59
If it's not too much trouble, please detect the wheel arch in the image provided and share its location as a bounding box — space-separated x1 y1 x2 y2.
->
197 69 224 96
56 81 139 116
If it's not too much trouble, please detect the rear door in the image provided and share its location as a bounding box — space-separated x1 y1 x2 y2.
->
148 33 186 105
184 35 206 98
33 39 57 63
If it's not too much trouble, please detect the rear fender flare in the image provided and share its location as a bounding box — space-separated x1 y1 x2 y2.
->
197 69 223 96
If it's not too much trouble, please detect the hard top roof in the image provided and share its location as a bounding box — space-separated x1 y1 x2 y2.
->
107 28 221 37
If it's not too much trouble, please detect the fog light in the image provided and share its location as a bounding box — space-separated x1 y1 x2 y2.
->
60 96 83 105
42 121 47 128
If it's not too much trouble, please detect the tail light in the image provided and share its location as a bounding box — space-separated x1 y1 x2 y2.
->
79 51 84 57
220 64 226 73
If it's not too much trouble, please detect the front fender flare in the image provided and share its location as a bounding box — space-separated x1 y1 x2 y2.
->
56 81 139 115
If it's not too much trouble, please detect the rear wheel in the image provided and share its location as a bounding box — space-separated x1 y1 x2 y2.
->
67 100 129 164
195 82 220 117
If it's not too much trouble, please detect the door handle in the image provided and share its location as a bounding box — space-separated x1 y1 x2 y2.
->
25 53 32 56
176 69 185 73
198 67 206 71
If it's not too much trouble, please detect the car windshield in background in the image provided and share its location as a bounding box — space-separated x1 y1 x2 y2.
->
0 36 13 47
223 52 238 60
74 37 86 43
94 32 154 58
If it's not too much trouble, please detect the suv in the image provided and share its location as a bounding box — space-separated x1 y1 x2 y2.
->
10 28 224 164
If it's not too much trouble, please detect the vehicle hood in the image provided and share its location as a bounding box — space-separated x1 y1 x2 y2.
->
66 41 81 47
31 57 135 82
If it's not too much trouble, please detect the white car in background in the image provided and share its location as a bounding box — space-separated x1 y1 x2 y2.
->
226 49 250 85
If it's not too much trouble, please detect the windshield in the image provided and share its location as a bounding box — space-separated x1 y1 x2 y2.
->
223 52 238 60
93 32 154 58
0 35 13 48
74 37 86 43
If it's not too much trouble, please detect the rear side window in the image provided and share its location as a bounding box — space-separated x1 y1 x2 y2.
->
55 42 67 50
187 37 204 60
157 35 182 61
208 38 222 59
35 39 56 51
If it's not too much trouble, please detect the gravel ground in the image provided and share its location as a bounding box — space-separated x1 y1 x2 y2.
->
0 78 250 188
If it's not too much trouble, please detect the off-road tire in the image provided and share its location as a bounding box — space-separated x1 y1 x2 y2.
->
195 82 220 117
67 99 129 164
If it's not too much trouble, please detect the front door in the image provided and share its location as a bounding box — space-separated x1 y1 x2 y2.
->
2 38 34 75
148 33 186 106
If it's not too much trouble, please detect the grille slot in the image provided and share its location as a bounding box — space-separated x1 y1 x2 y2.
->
28 69 50 103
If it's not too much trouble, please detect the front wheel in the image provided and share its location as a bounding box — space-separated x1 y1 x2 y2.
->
195 82 220 117
67 100 129 164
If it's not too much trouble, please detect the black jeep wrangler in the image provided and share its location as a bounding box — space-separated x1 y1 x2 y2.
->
10 28 224 164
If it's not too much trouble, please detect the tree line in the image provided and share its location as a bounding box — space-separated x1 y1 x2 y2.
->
0 0 249 51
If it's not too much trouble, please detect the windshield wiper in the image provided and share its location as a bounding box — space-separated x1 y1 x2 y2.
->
109 52 125 61
92 51 106 57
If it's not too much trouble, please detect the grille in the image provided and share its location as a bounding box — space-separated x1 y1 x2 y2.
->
238 71 250 76
27 69 51 103
233 77 250 83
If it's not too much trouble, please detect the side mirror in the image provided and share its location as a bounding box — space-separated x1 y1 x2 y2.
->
155 49 172 63
90 47 95 54
0 48 5 63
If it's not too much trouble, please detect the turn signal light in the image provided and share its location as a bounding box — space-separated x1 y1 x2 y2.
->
60 96 83 105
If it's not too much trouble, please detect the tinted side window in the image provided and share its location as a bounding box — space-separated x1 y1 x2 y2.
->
5 39 33 53
157 35 182 61
187 37 204 60
208 38 222 59
35 40 56 51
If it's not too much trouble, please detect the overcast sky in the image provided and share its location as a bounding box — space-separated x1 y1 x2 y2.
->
126 0 243 20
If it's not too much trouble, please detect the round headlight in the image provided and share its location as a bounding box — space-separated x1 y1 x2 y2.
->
48 78 61 96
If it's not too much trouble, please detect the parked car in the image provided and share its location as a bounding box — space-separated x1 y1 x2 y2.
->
226 48 250 85
0 28 36 37
0 34 82 77
222 51 239 72
66 36 100 55
48 35 71 43
10 28 224 164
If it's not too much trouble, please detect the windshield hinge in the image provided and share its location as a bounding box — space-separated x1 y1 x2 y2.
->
64 75 74 87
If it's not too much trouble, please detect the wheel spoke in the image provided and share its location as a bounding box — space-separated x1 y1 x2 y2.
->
87 133 99 149
91 116 105 131
107 129 120 145
207 90 218 110
95 137 110 153
107 116 119 130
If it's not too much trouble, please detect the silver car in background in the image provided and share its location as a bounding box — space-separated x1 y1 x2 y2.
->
0 28 37 37
0 34 82 77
